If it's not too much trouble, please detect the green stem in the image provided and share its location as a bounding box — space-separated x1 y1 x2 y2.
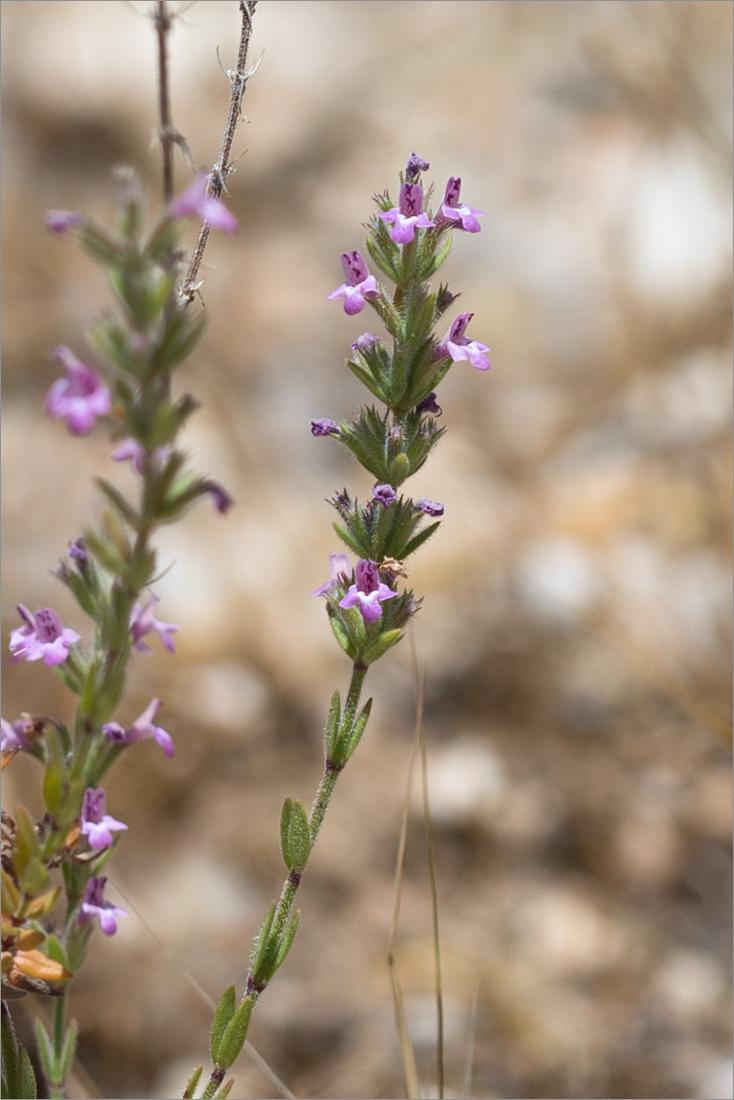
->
199 662 369 1095
46 995 67 1099
311 661 367 839
269 661 368 945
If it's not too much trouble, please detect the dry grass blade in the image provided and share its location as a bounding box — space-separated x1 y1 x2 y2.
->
387 637 448 1100
388 728 423 1100
461 980 481 1100
415 666 445 1100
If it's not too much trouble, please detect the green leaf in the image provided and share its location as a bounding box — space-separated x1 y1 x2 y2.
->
332 522 364 559
87 315 143 377
213 1079 235 1100
82 529 128 578
144 216 180 264
402 520 441 559
274 910 300 972
420 229 452 279
59 1020 78 1082
47 777 87 839
326 601 357 659
150 308 207 375
388 453 411 487
96 479 139 528
365 230 400 282
14 807 48 893
18 1047 38 1100
217 996 254 1070
2 1004 38 1100
248 904 276 977
42 761 64 816
280 799 311 875
210 984 236 1065
363 628 404 665
280 797 294 870
32 1019 54 1081
44 935 70 972
181 1064 203 1099
338 697 373 764
77 223 124 267
345 359 388 403
324 691 341 759
61 920 93 975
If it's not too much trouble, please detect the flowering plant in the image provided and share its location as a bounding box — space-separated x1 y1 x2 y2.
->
1 6 488 1097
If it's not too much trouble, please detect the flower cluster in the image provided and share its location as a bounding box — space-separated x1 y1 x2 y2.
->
313 155 489 663
2 168 237 1037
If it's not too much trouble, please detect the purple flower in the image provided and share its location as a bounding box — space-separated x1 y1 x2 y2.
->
1 718 32 753
372 483 397 507
310 418 340 437
351 333 378 353
441 312 491 371
312 553 352 598
129 595 179 654
327 250 379 316
339 559 397 624
111 438 171 476
68 538 90 567
9 605 81 666
80 788 128 850
415 498 444 517
78 876 128 936
45 346 112 435
45 210 82 234
171 173 238 234
405 152 430 182
199 479 234 515
415 393 442 417
379 183 436 244
103 697 174 758
436 177 484 233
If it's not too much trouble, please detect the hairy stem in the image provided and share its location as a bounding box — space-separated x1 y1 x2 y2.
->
181 0 258 304
199 663 369 1094
155 1 175 202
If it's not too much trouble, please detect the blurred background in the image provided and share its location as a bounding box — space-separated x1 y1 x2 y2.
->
1 2 732 1098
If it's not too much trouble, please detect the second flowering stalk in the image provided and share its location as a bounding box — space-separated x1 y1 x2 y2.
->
192 153 489 1098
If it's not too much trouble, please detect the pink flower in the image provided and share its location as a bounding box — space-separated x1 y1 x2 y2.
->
80 788 128 850
171 173 238 234
327 250 379 316
45 210 82 234
415 498 444 516
312 553 352 598
372 483 397 507
441 312 491 371
436 177 484 233
103 698 174 758
78 876 128 936
199 479 234 515
1 718 32 753
45 347 112 435
339 559 397 624
9 605 81 666
129 595 179 654
378 182 435 244
111 439 171 476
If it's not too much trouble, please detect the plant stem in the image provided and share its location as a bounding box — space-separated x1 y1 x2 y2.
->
181 0 258 304
46 994 67 1099
155 1 175 203
311 661 368 838
199 663 370 1094
260 661 368 971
